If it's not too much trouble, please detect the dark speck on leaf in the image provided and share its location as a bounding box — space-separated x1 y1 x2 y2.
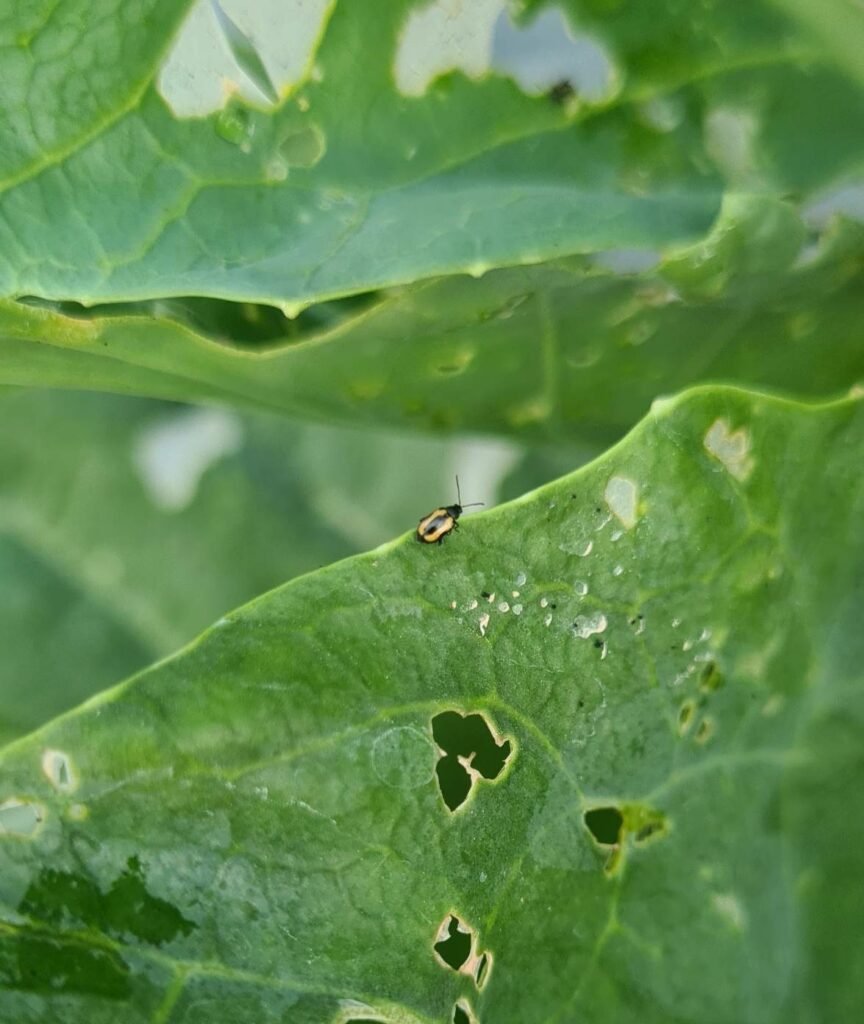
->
481 591 491 599
548 79 574 104
594 638 604 649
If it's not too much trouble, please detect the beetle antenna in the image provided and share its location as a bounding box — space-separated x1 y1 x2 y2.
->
455 475 483 508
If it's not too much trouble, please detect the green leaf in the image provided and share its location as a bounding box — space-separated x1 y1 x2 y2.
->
4 205 863 441
2 0 863 307
2 386 861 1022
0 0 193 188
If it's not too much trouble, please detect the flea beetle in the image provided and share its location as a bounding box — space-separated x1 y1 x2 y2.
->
416 477 483 545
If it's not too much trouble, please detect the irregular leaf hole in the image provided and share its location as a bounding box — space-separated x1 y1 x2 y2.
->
42 749 76 793
435 755 472 812
431 711 513 811
212 0 278 104
474 951 491 989
0 798 45 837
491 7 617 104
434 916 472 971
678 699 696 735
699 661 723 692
453 1001 476 1024
584 806 623 846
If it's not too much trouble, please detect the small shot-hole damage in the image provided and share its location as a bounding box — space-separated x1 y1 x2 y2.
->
474 951 491 989
584 806 623 845
431 711 513 811
699 660 723 692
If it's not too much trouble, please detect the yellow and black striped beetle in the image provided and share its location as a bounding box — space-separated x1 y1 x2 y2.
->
416 477 483 545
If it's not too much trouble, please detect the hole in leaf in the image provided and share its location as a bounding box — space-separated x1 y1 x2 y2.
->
41 749 76 793
699 661 723 692
434 916 472 971
431 711 513 810
211 0 279 104
584 806 623 845
474 951 491 989
435 755 472 812
678 699 696 734
453 1002 474 1024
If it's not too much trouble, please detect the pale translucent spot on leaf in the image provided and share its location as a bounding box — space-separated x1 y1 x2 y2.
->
133 409 243 511
491 7 618 103
393 0 504 96
67 803 89 822
511 590 520 598
612 565 623 577
158 0 332 116
497 601 510 613
604 475 639 529
0 798 44 837
506 394 552 427
703 418 755 481
371 726 437 789
512 603 523 615
41 749 77 793
468 599 478 610
432 347 475 376
267 122 328 179
574 580 588 596
515 571 527 586
540 596 548 608
704 107 760 185
215 103 255 149
592 249 661 275
559 536 593 557
640 94 685 133
544 613 553 627
573 612 607 638
478 612 490 636
711 891 747 931
762 694 785 717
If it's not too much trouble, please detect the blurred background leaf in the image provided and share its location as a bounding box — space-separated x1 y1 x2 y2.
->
0 388 585 744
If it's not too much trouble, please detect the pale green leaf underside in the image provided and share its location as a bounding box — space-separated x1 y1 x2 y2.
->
1 386 862 1023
